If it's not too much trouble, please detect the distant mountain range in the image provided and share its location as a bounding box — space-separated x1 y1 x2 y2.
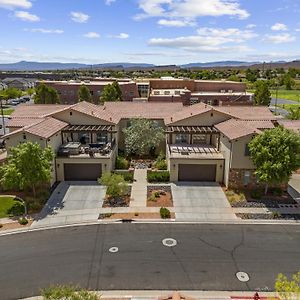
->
0 60 300 71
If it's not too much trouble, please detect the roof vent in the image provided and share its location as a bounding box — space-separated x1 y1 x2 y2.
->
110 117 112 121
190 113 193 116
171 117 173 122
103 106 106 110
91 111 94 115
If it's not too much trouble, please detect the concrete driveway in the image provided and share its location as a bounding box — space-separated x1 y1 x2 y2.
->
172 182 237 221
32 182 106 228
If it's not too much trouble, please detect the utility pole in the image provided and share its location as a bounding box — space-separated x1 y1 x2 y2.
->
0 95 5 136
275 81 279 115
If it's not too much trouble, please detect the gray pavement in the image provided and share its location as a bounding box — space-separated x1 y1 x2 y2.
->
0 224 299 300
32 181 106 227
172 182 237 221
270 97 299 106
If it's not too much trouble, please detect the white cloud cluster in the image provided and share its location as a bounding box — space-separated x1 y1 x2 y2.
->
135 0 249 23
271 23 288 31
105 0 116 5
14 10 39 22
24 28 64 34
110 33 129 39
264 33 296 44
70 11 90 23
0 0 31 9
148 27 256 52
158 19 195 27
84 32 100 39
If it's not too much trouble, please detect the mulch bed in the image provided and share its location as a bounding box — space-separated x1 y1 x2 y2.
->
102 187 132 208
147 186 173 207
236 213 300 220
0 220 33 231
99 212 175 220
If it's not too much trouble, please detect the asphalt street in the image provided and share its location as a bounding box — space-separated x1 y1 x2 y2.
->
0 224 300 300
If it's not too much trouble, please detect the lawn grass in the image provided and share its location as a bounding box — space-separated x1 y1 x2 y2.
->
0 196 24 218
270 90 300 102
278 103 300 110
3 108 14 115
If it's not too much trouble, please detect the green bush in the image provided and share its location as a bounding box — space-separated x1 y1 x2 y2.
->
99 172 128 197
154 191 160 198
160 207 171 219
115 156 129 170
250 189 262 199
7 200 25 216
271 187 283 196
272 212 281 219
154 151 168 170
147 171 170 183
18 217 28 225
148 193 157 202
113 171 134 183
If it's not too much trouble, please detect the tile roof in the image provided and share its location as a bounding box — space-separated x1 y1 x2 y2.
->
11 104 70 118
7 117 44 128
165 102 212 124
104 101 183 122
215 119 274 140
215 106 276 120
278 120 300 134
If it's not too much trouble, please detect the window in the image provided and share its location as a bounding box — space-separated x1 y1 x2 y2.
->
175 134 189 144
129 91 134 96
244 143 251 156
78 132 90 145
207 100 212 105
96 132 108 143
192 134 207 144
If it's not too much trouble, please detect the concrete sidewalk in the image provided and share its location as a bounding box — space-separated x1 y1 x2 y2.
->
130 169 147 207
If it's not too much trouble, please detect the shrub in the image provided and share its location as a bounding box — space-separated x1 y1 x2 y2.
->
147 171 170 183
154 151 168 170
272 212 282 219
115 156 129 170
149 193 157 202
160 207 171 219
239 193 246 201
18 217 28 225
271 187 283 196
113 171 134 183
154 191 160 198
99 172 128 197
8 199 25 216
250 189 262 199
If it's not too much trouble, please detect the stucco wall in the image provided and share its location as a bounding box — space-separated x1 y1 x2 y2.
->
5 132 46 150
219 135 232 187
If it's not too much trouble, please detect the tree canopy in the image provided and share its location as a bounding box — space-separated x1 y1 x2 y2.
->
0 142 54 197
275 270 300 300
287 107 300 120
249 126 300 193
100 81 122 103
123 118 165 156
0 87 22 100
78 84 92 102
254 80 271 106
99 172 128 197
34 83 59 104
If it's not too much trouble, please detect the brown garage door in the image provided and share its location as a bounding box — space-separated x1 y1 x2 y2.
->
64 163 102 181
178 164 216 182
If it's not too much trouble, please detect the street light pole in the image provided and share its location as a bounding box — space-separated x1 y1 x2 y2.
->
0 96 5 135
275 82 278 115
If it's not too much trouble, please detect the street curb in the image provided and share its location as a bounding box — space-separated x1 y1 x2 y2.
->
0 218 300 236
21 290 279 300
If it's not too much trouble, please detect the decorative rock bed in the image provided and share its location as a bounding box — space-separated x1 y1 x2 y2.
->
147 186 173 207
130 159 155 169
237 213 300 220
231 198 297 208
102 187 132 208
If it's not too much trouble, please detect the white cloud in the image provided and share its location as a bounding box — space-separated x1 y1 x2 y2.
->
135 0 249 20
148 27 256 52
105 0 116 5
158 19 195 27
0 0 31 9
24 28 64 34
14 11 39 22
83 32 100 38
109 33 129 39
246 24 256 29
271 23 288 31
264 33 296 44
70 11 90 23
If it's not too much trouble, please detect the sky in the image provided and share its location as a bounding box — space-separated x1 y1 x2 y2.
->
0 0 300 65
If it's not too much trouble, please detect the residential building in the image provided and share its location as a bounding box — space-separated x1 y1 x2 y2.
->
3 101 275 188
2 78 36 90
38 78 253 106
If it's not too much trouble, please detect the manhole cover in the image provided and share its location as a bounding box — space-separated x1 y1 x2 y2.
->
109 247 119 253
236 271 250 282
162 238 177 247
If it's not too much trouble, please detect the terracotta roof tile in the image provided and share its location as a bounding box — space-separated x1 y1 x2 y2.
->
215 119 274 140
7 117 44 128
278 120 300 134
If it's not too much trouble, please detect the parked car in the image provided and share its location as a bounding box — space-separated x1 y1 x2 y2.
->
8 99 20 105
20 96 30 102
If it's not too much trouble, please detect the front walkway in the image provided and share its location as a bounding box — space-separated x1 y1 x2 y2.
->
130 169 147 207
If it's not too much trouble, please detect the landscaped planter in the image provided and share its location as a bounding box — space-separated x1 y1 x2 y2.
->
113 170 134 183
147 186 173 207
102 186 132 208
147 170 170 183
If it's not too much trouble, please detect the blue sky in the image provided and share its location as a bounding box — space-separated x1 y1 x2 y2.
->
0 0 300 64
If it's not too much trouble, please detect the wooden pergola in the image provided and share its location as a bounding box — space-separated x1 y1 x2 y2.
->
62 125 116 133
166 125 221 151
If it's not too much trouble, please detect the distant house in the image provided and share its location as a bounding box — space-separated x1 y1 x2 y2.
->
3 101 276 188
2 78 36 90
0 82 7 91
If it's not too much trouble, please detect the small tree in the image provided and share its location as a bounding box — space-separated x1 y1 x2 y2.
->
275 271 300 300
78 84 92 102
0 142 54 197
123 118 165 156
0 87 22 100
283 74 295 90
99 172 128 197
34 83 59 104
100 82 122 103
249 127 300 194
42 285 100 300
254 80 271 106
287 107 300 120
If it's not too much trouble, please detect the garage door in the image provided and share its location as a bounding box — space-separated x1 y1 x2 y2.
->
64 163 102 181
178 164 216 182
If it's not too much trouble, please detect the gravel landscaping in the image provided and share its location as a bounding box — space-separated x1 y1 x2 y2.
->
237 213 300 220
147 186 173 207
102 187 132 208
